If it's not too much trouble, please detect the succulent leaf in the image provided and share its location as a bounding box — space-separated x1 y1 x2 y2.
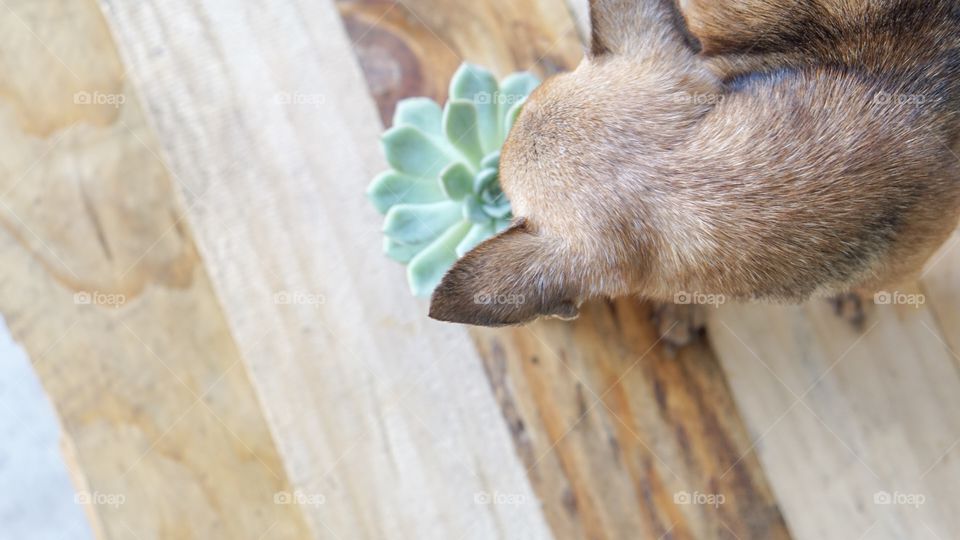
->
483 202 512 220
474 167 498 194
383 200 462 245
463 196 492 224
449 64 500 155
393 98 443 137
382 126 458 179
367 171 444 214
504 98 528 138
384 237 428 263
440 162 474 201
480 151 500 171
456 221 495 257
443 100 485 166
499 73 540 104
408 221 472 296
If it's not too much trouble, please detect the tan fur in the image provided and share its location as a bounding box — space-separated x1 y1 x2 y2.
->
430 0 960 326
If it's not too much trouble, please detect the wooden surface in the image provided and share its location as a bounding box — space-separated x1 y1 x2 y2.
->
472 303 791 539
4 0 958 538
710 240 960 539
339 1 791 538
99 0 550 538
0 0 311 538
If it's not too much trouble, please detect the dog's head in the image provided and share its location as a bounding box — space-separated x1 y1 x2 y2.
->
429 0 717 326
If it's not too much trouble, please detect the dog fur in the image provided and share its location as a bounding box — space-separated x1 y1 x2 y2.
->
429 0 960 327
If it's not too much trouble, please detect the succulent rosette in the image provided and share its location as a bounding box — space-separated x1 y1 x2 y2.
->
367 63 540 296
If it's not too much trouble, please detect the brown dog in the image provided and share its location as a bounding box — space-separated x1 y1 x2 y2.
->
429 0 960 327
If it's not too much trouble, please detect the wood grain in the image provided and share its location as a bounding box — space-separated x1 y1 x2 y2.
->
99 0 551 538
338 0 583 126
338 1 792 538
474 302 790 540
709 268 960 538
922 229 960 360
0 0 312 538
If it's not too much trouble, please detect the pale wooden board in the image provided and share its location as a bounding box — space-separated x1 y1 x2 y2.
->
0 0 312 538
709 257 960 539
922 229 960 357
98 0 552 538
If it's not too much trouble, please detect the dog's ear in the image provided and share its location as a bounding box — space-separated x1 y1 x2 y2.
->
588 0 701 58
675 0 810 55
429 221 580 327
589 0 643 57
588 0 614 57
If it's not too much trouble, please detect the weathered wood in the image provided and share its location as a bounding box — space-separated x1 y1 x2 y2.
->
338 0 584 126
709 259 960 538
0 0 312 537
922 229 960 358
99 0 551 538
474 302 791 540
338 1 792 538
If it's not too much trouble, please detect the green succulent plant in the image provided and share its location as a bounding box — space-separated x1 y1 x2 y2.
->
367 63 540 296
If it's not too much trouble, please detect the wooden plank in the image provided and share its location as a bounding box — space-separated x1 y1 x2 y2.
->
98 0 551 538
922 229 960 357
709 259 960 538
473 302 792 539
338 1 792 538
0 0 312 538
